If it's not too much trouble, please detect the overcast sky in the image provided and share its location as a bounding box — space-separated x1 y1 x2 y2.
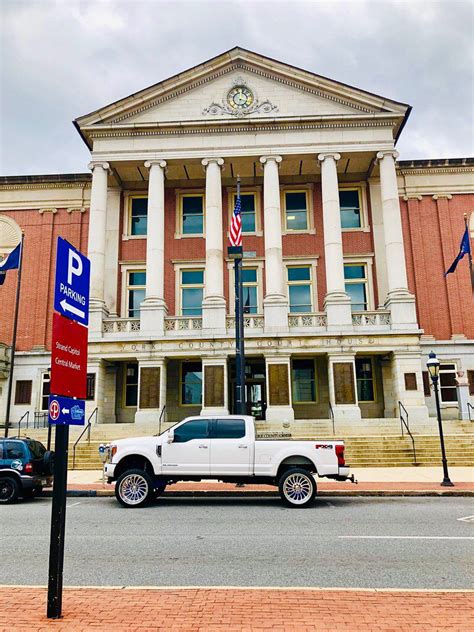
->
1 0 473 175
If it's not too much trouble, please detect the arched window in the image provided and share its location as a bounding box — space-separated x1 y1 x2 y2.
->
0 215 21 260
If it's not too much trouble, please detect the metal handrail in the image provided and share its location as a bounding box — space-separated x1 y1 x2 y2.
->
34 411 48 428
467 402 474 422
398 401 417 465
72 407 98 470
158 405 166 436
17 411 30 434
328 402 335 436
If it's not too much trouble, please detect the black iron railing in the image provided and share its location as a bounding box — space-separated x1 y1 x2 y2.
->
158 405 167 435
398 401 417 465
17 411 30 434
328 402 335 436
467 402 474 422
72 408 98 470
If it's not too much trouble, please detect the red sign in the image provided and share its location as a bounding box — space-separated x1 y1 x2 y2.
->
49 399 60 421
50 312 88 399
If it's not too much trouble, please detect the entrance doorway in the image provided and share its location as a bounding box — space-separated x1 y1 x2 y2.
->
229 357 266 420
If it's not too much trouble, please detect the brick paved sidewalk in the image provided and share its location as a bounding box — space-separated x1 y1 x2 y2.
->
1 586 473 631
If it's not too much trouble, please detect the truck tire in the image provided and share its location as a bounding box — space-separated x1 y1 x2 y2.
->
115 469 154 508
0 476 21 504
278 467 316 508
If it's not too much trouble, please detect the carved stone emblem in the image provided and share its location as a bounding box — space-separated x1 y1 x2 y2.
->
203 76 278 118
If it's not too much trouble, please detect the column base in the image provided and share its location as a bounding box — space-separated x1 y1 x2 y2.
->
202 299 226 332
264 296 289 333
140 300 167 337
265 405 294 423
385 290 418 330
89 301 109 339
331 404 362 423
135 410 161 425
201 405 229 416
324 292 352 330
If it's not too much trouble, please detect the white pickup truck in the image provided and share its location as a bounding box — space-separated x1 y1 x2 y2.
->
104 415 354 508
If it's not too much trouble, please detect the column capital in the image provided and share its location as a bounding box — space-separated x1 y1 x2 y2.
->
144 159 167 170
88 161 110 172
260 155 282 166
376 149 399 162
317 152 341 164
201 157 224 168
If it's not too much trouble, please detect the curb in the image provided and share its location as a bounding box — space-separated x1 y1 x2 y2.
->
44 489 474 498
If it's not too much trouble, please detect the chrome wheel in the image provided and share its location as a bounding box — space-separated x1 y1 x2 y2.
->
119 473 149 506
0 477 19 503
282 472 313 505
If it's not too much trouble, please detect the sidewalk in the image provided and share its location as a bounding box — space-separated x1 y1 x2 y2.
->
57 466 474 497
1 585 473 631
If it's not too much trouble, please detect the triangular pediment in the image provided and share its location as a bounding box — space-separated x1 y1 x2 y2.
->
75 47 410 143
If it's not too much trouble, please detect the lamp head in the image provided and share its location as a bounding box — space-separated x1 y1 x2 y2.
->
426 351 440 380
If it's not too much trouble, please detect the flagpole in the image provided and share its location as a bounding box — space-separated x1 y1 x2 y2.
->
464 213 474 296
4 233 24 438
235 176 246 415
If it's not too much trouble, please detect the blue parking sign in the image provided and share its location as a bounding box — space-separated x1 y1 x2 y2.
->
48 395 86 426
54 237 90 326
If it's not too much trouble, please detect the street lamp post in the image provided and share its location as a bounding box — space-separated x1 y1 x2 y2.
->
426 351 454 487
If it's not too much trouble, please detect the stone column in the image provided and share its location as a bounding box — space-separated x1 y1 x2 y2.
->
455 371 471 420
88 161 110 335
318 152 352 329
327 353 362 422
141 160 167 337
201 158 226 332
260 155 288 332
265 355 294 423
385 351 429 423
135 358 167 425
201 357 229 416
376 150 417 328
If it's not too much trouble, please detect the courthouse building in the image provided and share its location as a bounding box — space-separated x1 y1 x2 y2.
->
1 48 473 428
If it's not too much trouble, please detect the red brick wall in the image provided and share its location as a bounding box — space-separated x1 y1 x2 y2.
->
401 193 474 340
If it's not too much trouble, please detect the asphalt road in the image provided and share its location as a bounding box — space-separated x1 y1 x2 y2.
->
1 496 473 589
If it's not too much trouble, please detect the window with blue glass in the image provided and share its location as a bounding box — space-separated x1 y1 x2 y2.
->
242 268 258 313
288 266 312 313
181 362 203 406
127 271 146 317
339 189 361 229
130 197 148 235
233 193 257 233
284 191 308 231
292 359 317 403
182 195 204 235
344 264 368 311
181 269 204 316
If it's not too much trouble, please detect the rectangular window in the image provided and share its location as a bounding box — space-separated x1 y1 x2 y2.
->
242 268 258 313
212 419 246 439
14 380 32 405
174 418 209 442
41 372 50 411
439 363 457 403
127 270 146 318
344 264 368 311
181 362 203 406
355 357 375 401
181 269 204 316
129 196 148 236
288 266 312 313
339 189 362 229
232 192 256 233
292 359 316 403
422 371 431 397
284 191 308 231
124 363 139 407
468 370 474 396
86 373 96 401
182 194 204 235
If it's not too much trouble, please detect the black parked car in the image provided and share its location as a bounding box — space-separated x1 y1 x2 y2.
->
0 437 54 503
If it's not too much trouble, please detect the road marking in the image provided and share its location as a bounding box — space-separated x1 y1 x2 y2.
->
68 501 82 507
457 515 474 522
326 501 336 508
339 536 474 540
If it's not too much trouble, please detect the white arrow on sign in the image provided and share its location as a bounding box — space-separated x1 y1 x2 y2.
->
60 299 85 319
61 408 70 414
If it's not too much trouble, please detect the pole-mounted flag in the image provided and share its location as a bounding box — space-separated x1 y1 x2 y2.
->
0 241 22 285
445 215 474 294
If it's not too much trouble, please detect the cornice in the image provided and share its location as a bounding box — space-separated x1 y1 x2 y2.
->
0 182 92 191
107 62 381 125
397 166 474 176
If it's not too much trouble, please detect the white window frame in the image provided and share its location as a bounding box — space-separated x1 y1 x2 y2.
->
343 255 375 312
439 362 458 405
39 370 51 411
174 261 206 316
175 189 205 239
227 187 262 236
227 259 264 315
281 185 315 235
122 192 148 239
284 257 318 313
339 183 370 232
120 264 146 318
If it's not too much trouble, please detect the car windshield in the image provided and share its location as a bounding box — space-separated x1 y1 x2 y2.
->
27 440 46 459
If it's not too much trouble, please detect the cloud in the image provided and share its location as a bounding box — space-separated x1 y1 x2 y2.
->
1 0 473 174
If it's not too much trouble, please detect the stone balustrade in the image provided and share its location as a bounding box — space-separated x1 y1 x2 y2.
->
103 318 141 334
288 313 328 330
352 310 391 329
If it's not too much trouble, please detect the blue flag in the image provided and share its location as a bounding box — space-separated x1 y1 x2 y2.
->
0 242 21 285
445 227 471 276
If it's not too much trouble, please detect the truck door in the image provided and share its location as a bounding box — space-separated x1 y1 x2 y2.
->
161 418 211 475
209 418 252 476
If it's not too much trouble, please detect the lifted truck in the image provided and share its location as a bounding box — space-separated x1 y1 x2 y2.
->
104 415 354 508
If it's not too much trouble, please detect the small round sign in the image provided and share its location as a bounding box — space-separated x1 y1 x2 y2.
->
49 399 60 421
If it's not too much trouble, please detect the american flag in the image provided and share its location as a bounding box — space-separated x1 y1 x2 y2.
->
229 193 242 246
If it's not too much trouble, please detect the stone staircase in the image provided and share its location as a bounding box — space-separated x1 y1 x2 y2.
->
13 418 474 470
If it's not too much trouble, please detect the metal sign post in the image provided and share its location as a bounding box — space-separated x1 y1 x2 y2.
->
47 238 90 619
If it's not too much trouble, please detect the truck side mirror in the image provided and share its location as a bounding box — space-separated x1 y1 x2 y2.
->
167 431 174 444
